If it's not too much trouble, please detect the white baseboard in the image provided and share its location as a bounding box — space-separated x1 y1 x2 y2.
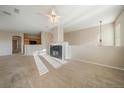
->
72 58 124 71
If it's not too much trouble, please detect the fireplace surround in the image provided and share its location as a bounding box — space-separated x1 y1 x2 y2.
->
49 42 70 60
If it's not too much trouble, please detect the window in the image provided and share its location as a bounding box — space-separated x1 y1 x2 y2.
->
115 24 121 46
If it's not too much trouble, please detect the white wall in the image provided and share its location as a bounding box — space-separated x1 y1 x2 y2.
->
51 25 64 43
0 31 23 56
64 23 114 46
70 45 124 69
64 23 124 69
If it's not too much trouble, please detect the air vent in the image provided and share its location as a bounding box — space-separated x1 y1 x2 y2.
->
2 11 11 16
14 8 19 14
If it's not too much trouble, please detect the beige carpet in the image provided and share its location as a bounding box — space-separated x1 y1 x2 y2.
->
0 55 124 88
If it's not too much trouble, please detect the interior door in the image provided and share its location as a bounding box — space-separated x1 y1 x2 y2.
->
12 36 21 54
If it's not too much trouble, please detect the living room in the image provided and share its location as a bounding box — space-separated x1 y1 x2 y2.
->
0 4 124 89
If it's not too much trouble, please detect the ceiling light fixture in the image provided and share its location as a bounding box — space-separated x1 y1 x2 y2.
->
47 8 60 24
99 20 102 46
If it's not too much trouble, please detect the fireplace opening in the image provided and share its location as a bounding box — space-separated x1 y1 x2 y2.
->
50 45 62 59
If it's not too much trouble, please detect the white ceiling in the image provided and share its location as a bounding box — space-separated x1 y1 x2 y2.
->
0 5 123 33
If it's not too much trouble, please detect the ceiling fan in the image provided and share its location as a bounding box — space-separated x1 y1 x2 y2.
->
38 6 60 24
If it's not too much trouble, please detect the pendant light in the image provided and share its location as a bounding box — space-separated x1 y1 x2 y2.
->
99 20 102 46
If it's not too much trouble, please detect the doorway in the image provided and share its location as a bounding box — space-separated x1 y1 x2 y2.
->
12 36 21 54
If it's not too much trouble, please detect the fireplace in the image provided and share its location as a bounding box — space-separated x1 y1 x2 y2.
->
50 45 62 59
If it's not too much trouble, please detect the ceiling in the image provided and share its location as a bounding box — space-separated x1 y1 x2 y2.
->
0 5 123 33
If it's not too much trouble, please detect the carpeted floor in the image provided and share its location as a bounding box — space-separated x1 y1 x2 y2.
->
0 55 124 88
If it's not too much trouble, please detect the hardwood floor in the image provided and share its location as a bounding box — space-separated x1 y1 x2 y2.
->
0 55 124 88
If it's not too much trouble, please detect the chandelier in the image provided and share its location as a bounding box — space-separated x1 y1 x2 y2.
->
47 9 60 24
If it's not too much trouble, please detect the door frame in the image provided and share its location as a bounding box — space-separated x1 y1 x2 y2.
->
12 36 22 54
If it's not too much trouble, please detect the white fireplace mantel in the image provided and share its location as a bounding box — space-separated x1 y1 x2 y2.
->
49 42 70 60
